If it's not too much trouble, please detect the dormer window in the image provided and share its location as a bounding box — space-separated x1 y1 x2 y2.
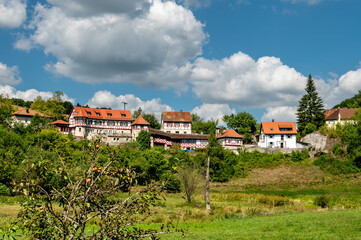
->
96 112 100 116
107 113 112 117
121 114 126 118
270 128 273 131
87 111 91 115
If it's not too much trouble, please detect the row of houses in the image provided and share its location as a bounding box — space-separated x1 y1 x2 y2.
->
11 106 359 151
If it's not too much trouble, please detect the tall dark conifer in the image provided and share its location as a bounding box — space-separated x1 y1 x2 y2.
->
296 74 325 134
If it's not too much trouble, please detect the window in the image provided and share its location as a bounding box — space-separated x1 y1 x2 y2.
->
287 135 291 138
87 112 91 115
96 112 100 116
269 135 273 138
270 128 273 131
121 114 126 118
78 127 81 132
176 131 179 134
107 113 112 117
184 131 187 134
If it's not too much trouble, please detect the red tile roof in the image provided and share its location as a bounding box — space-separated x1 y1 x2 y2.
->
12 108 51 118
51 120 69 125
217 129 243 139
71 107 132 121
325 108 359 120
131 115 150 126
162 111 191 123
261 122 297 135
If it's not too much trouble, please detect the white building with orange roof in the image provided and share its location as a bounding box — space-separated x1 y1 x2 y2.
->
68 107 133 144
217 129 243 150
258 121 297 148
131 108 150 140
161 111 192 134
12 108 51 126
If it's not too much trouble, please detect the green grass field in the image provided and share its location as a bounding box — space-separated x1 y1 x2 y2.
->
2 163 361 239
162 210 361 239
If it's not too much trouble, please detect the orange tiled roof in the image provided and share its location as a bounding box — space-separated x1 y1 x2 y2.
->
325 108 359 120
131 115 150 126
12 108 51 118
162 111 191 123
217 129 243 139
51 120 69 125
261 122 297 135
71 107 132 121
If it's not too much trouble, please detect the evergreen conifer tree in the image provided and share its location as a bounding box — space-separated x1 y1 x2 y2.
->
296 74 325 135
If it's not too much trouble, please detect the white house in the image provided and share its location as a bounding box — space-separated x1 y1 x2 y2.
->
325 108 359 127
12 108 51 126
258 122 297 149
217 129 243 150
161 111 192 134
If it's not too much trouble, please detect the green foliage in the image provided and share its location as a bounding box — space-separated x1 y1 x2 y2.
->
243 133 253 144
136 130 151 151
290 150 309 162
0 95 15 127
314 154 359 175
0 183 10 196
222 112 257 134
191 113 218 134
0 127 25 188
296 74 325 136
30 91 69 120
333 90 361 108
314 195 330 208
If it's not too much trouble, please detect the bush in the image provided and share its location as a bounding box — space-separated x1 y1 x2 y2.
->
314 154 359 175
314 195 329 208
0 183 10 196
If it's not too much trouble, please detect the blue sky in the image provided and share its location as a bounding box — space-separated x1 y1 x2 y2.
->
0 0 360 123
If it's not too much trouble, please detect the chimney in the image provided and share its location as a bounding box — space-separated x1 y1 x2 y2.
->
272 119 274 122
26 108 29 113
138 107 142 116
180 110 182 112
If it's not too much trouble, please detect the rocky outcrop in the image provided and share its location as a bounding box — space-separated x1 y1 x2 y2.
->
300 131 341 151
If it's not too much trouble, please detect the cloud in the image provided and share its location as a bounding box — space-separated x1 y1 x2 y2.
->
0 62 22 85
86 90 172 120
0 85 75 103
16 0 206 90
261 106 297 122
281 0 323 5
189 52 307 108
191 103 236 125
0 0 26 28
176 0 211 9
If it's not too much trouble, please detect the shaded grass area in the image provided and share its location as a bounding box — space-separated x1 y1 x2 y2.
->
161 210 361 240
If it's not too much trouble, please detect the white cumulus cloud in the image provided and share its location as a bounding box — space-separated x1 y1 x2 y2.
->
0 62 22 85
191 103 236 125
0 85 74 103
0 0 26 28
16 0 206 90
189 52 307 108
261 106 297 122
86 90 172 120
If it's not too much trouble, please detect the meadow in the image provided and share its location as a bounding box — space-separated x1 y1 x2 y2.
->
2 162 361 239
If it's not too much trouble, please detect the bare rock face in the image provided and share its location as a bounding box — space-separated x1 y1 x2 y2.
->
301 132 328 151
301 131 341 152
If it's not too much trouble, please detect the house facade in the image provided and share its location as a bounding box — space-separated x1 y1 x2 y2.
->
325 108 359 127
149 128 208 150
217 129 243 150
12 108 51 126
161 111 192 134
258 122 297 148
68 107 133 144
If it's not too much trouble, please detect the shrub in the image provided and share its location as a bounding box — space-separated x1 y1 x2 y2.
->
314 154 359 175
314 195 329 208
